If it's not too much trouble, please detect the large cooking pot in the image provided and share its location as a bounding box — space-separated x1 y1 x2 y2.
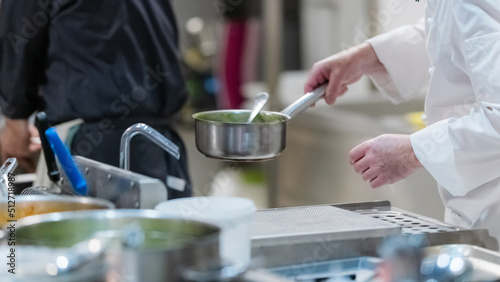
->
193 85 327 161
9 209 225 281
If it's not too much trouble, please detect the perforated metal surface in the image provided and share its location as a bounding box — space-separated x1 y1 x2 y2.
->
251 203 498 270
251 205 401 240
352 210 459 235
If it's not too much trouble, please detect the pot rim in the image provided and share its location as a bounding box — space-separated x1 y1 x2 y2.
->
192 109 290 125
0 195 115 209
15 209 220 232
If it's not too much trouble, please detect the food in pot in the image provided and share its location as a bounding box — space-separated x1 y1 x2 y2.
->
195 112 288 123
0 196 113 227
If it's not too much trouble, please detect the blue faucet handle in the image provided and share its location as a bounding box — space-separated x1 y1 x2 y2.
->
45 127 88 195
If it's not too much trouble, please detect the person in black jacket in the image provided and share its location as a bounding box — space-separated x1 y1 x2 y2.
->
0 0 191 199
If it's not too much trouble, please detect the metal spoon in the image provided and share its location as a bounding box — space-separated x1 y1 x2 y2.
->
247 92 270 123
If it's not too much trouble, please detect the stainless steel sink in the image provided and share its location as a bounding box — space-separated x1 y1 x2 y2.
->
421 244 500 281
254 244 500 282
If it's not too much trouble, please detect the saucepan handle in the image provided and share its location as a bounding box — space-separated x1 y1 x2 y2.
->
280 84 327 119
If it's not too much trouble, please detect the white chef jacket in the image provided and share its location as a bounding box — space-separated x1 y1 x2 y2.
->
367 0 500 242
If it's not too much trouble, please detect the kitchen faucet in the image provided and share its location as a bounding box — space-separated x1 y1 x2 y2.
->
119 123 180 171
0 158 17 200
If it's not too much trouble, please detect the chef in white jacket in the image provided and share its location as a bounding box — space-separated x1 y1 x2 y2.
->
305 0 500 242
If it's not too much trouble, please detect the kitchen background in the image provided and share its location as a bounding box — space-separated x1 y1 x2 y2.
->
169 0 443 220
3 0 437 219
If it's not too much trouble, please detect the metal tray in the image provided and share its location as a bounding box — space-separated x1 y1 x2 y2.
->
267 257 381 282
251 205 401 268
251 205 401 242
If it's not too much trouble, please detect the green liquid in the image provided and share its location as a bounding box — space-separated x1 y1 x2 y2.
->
195 112 287 123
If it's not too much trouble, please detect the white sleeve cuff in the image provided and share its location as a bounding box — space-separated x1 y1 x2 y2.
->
410 119 470 196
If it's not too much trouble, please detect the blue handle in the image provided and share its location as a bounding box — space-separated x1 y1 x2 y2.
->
45 127 88 195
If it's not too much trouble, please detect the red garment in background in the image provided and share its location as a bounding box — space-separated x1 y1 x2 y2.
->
218 20 260 109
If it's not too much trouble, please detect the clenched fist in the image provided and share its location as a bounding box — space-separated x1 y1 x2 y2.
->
349 134 423 188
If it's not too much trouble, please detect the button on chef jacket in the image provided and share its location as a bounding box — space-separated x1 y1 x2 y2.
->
367 0 500 242
0 0 186 125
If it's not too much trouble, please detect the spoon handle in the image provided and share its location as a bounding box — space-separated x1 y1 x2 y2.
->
247 92 270 123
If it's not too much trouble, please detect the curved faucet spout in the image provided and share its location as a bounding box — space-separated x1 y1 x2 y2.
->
119 123 180 171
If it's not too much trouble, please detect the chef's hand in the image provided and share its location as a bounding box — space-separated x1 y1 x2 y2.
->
349 134 422 188
304 42 387 105
0 118 41 172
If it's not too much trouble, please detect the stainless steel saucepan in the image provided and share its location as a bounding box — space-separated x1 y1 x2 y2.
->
193 85 327 161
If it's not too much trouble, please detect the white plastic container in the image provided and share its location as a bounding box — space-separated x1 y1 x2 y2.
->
155 196 256 267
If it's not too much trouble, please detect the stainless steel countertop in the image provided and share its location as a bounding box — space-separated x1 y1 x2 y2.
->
251 201 498 268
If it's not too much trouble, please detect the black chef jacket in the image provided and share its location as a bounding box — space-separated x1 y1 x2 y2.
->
0 0 186 124
0 0 192 199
